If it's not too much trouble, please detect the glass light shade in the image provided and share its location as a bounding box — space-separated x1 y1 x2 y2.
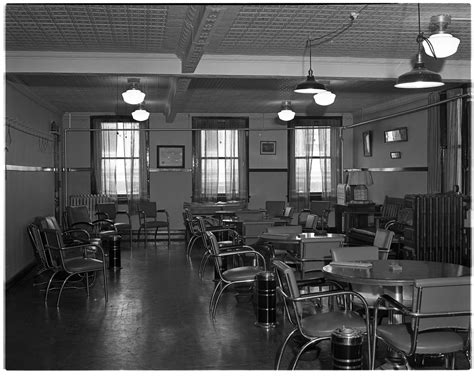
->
395 61 444 89
132 108 150 122
423 33 460 58
314 91 336 106
278 108 295 122
122 88 146 105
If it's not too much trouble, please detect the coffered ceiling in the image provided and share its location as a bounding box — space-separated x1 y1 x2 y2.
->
5 2 472 122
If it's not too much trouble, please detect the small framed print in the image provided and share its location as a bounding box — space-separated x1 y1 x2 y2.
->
157 145 185 168
390 151 401 159
260 141 276 155
362 131 372 157
385 127 408 143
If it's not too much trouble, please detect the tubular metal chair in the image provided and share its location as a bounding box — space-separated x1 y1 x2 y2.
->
195 216 243 278
204 230 266 321
274 206 294 224
310 201 331 232
35 215 91 245
65 205 117 238
273 260 371 370
373 228 395 260
137 200 170 247
41 228 108 307
27 223 57 283
265 200 286 219
371 276 471 370
330 246 381 308
96 202 133 248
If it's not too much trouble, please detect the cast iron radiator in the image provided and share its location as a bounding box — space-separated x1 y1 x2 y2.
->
69 194 110 219
403 193 468 265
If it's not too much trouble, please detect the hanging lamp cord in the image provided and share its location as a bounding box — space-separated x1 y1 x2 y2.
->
416 3 438 59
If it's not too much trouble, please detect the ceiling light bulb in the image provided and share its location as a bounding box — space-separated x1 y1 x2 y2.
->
314 91 336 106
122 88 146 105
132 108 150 122
278 101 295 121
423 33 460 58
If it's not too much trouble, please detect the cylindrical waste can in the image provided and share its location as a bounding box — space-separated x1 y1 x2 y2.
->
254 271 277 328
331 327 363 370
107 234 122 270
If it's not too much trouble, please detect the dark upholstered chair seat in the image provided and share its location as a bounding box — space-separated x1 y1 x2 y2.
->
300 311 367 338
222 266 263 281
376 324 465 354
65 257 106 273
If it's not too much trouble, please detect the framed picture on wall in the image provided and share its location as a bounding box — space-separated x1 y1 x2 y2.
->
362 131 372 157
390 151 401 159
157 145 185 168
384 127 408 143
260 141 276 155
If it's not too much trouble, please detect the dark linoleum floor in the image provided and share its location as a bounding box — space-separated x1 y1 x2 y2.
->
4 239 471 371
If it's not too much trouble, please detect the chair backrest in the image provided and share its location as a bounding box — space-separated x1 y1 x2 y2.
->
412 276 471 332
138 200 157 218
35 216 62 232
41 228 67 268
304 214 317 230
96 202 117 220
266 225 302 235
330 246 379 262
373 229 394 249
265 201 286 218
27 223 53 269
66 206 91 227
310 201 331 217
273 260 303 320
297 210 310 226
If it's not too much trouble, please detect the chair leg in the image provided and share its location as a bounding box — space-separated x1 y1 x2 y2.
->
209 281 222 315
167 225 170 248
290 338 323 370
45 271 59 304
212 282 231 320
154 227 159 245
102 265 108 303
85 273 90 296
56 274 75 307
275 328 299 370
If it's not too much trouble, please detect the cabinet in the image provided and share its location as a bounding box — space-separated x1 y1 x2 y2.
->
334 203 378 233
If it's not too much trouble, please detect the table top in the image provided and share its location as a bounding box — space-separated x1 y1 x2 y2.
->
260 232 345 244
323 259 471 287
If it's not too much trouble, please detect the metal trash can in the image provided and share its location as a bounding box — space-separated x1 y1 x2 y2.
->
331 327 363 370
107 234 122 270
254 271 277 328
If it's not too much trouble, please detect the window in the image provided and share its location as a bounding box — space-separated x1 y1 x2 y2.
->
91 116 149 200
289 117 342 211
192 117 248 203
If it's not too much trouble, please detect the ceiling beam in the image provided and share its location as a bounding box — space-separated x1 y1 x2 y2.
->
6 51 470 82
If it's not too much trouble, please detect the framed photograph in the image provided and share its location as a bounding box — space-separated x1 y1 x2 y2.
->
157 145 185 168
384 127 408 143
362 131 372 157
390 151 401 159
260 141 276 155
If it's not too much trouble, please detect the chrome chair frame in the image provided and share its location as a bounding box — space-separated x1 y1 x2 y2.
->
137 201 170 247
273 260 372 370
41 228 108 307
204 230 266 320
96 202 133 248
371 276 471 370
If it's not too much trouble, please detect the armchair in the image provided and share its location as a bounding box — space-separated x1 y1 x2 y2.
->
137 200 170 247
204 230 266 321
41 228 108 307
310 200 331 233
265 200 286 219
273 260 371 370
96 202 132 248
65 205 117 239
371 276 471 370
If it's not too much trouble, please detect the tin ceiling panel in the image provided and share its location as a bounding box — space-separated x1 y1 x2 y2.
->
4 3 471 118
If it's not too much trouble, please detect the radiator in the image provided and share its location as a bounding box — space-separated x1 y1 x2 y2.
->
403 193 467 265
69 194 111 219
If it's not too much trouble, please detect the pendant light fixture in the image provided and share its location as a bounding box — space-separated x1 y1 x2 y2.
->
122 78 146 105
294 40 328 94
314 90 336 106
277 101 296 121
395 4 444 89
132 103 150 122
422 15 460 58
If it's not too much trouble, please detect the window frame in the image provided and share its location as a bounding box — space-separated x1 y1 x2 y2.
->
90 115 149 202
192 116 249 203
